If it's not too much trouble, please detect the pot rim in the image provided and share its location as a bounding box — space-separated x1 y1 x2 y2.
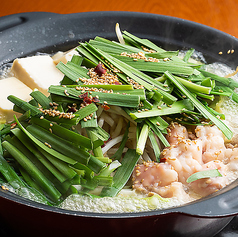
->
1 10 238 219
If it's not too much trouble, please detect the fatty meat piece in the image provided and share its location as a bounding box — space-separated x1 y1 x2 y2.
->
190 160 228 197
195 125 226 163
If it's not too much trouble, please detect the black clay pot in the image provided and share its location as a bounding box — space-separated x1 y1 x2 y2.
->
0 11 238 237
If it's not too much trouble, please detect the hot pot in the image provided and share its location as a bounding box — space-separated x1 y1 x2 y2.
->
0 11 238 237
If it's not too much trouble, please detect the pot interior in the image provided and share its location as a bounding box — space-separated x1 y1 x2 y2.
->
0 11 238 219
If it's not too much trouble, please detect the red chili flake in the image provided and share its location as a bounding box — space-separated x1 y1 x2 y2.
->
114 81 120 85
67 107 77 113
94 63 107 77
79 92 88 99
10 122 17 129
101 104 110 111
102 137 112 148
92 97 100 103
160 158 167 163
84 97 92 104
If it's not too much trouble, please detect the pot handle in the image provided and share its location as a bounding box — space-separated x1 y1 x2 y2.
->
0 12 59 32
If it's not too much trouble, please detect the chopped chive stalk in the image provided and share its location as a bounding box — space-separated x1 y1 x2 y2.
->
85 126 110 142
81 112 98 128
86 128 104 157
14 115 77 165
30 90 52 109
174 76 211 94
98 160 121 177
94 176 113 186
8 95 41 116
66 84 134 91
198 69 231 86
87 155 106 174
95 157 112 163
146 119 170 147
71 163 94 180
81 43 155 90
2 141 61 203
136 123 150 155
83 42 178 105
9 130 68 183
148 130 161 162
49 85 140 108
18 166 42 192
151 89 163 103
186 169 222 183
0 154 25 188
130 99 193 120
61 55 84 85
114 55 195 76
100 148 140 197
201 77 215 88
74 103 98 120
38 148 77 181
30 116 92 150
196 93 214 101
211 85 233 96
56 61 88 83
122 31 166 53
26 124 90 165
76 45 99 65
69 87 140 108
146 51 179 59
232 92 238 103
165 71 233 140
183 48 195 62
148 116 169 130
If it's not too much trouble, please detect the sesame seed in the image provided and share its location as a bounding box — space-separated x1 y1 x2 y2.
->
64 90 69 96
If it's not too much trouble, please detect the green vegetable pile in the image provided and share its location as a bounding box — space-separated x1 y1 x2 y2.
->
0 28 238 205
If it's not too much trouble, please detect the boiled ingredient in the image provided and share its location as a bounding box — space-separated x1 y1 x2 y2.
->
156 123 234 198
12 55 64 95
52 48 80 65
0 77 32 122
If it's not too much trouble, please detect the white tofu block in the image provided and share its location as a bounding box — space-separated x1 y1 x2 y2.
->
0 77 32 121
11 55 64 95
52 48 79 64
